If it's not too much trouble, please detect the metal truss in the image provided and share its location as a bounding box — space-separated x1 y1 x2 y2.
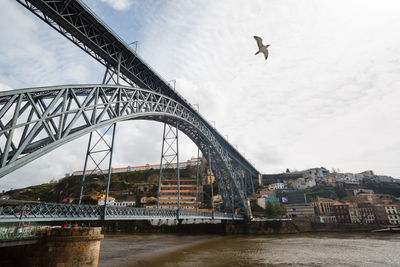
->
79 55 121 213
234 165 255 197
16 0 259 182
0 84 251 217
78 123 116 206
195 148 201 212
207 149 215 217
0 201 244 223
157 123 180 209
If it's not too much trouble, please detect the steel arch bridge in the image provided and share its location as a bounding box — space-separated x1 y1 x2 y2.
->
0 0 260 222
0 84 253 217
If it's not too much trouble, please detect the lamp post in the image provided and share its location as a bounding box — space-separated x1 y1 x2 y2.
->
168 80 176 89
128 41 138 52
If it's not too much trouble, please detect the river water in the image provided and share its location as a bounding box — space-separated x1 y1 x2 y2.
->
99 232 400 267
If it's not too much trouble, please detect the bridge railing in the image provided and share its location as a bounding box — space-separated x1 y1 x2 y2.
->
105 206 178 220
0 201 103 222
0 201 244 222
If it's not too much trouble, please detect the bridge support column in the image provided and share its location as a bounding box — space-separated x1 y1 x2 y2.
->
78 123 117 209
230 180 235 220
157 122 180 216
103 123 117 219
250 173 255 195
238 167 245 193
0 227 103 267
244 173 247 196
79 59 122 206
208 148 215 219
79 131 93 205
195 147 201 214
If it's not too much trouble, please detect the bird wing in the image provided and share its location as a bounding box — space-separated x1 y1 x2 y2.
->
262 49 269 60
253 36 264 49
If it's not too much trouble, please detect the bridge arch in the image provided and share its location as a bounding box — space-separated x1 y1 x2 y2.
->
0 84 249 217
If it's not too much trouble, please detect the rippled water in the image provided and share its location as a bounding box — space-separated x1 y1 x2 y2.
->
99 232 400 267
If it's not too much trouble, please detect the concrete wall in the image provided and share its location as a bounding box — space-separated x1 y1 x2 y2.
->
0 227 103 267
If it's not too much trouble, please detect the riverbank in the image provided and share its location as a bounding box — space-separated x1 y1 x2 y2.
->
44 217 390 236
90 218 385 235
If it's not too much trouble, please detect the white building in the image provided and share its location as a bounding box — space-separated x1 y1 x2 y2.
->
302 168 330 179
335 173 360 185
291 178 316 190
268 182 286 190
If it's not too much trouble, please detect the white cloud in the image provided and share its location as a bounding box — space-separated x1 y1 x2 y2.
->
137 0 400 176
0 82 12 91
100 0 131 11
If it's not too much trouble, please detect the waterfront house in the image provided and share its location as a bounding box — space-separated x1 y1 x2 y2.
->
332 203 351 223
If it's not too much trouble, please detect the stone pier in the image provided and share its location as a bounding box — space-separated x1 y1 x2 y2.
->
0 227 103 267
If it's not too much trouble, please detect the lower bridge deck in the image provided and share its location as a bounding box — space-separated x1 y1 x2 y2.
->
0 201 244 223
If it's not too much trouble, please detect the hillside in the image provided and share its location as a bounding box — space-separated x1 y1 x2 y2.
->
1 164 206 205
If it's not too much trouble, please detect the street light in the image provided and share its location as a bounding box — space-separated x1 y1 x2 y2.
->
128 41 138 52
168 80 176 89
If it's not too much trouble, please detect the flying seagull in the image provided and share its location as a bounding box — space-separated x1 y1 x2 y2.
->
254 36 270 60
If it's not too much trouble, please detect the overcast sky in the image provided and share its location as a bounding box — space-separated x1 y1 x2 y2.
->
1 0 400 190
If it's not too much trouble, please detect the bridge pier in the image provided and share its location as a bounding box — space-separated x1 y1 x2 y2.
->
0 227 103 267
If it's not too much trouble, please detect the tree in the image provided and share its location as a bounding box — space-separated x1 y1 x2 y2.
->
264 201 287 217
265 201 275 217
277 202 287 216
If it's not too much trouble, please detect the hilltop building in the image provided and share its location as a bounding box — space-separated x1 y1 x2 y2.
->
335 173 361 185
303 167 330 179
319 174 337 186
72 157 201 176
267 182 286 190
290 178 316 190
261 172 303 186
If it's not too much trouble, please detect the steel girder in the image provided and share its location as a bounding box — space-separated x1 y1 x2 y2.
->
0 201 244 223
16 0 259 180
0 84 250 217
